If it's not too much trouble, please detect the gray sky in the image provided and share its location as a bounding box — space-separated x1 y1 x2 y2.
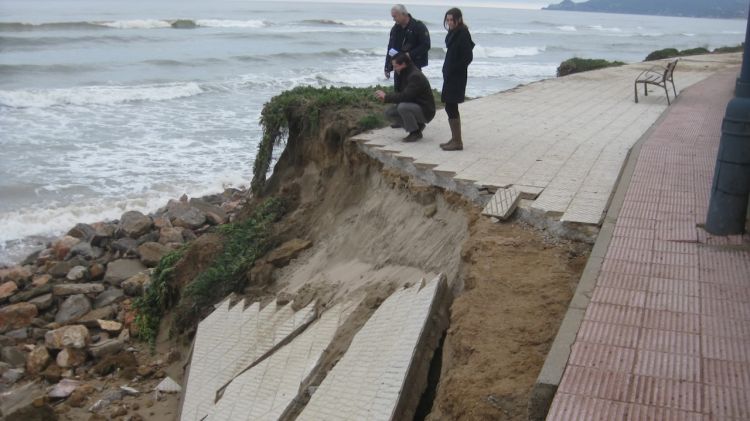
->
281 0 574 10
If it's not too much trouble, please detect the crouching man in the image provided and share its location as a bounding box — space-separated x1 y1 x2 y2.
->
375 52 436 142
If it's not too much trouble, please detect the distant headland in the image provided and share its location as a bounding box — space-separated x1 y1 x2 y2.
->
544 0 748 19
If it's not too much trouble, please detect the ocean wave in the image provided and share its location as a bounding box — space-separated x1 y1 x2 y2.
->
0 82 204 108
0 63 98 76
474 45 545 58
588 25 622 33
299 19 392 27
0 19 269 31
557 25 577 32
0 34 152 50
473 28 533 35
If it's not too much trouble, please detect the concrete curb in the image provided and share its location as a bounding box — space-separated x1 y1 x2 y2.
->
527 95 678 420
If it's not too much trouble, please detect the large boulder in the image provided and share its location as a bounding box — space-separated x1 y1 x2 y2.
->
103 259 147 286
65 266 87 281
28 293 54 311
55 294 91 324
1 346 27 367
9 285 51 304
91 222 116 246
158 227 185 245
26 345 50 375
51 235 81 260
137 242 170 267
118 211 154 238
121 272 150 296
111 237 139 256
46 261 73 278
168 202 206 229
0 281 18 301
56 347 87 368
0 266 32 285
266 239 312 267
0 303 37 333
88 339 124 359
94 288 124 308
45 325 90 349
52 283 104 297
78 305 117 328
118 210 153 239
189 198 228 225
66 242 102 260
67 223 97 241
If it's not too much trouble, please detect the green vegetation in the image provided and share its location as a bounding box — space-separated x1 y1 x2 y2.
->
645 44 743 61
714 44 744 53
252 85 391 194
133 197 285 346
133 248 185 346
556 57 625 77
172 197 285 333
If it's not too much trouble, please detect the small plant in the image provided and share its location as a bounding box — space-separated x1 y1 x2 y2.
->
133 248 185 346
679 47 710 56
172 197 286 333
556 57 625 77
359 113 385 130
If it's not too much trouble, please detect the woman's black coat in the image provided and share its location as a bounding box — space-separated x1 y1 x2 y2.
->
441 25 474 104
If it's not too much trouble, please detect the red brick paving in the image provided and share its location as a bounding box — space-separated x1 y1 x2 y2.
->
547 70 750 420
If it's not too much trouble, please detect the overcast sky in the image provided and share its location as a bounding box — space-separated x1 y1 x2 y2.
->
277 0 577 10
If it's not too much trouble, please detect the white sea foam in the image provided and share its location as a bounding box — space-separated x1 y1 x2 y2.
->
331 19 393 27
557 25 577 32
195 19 267 28
98 19 172 29
474 45 545 58
589 25 622 33
0 82 204 108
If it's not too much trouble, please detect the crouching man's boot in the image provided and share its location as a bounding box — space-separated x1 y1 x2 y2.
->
441 118 463 151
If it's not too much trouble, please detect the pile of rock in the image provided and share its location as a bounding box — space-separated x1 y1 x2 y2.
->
0 191 244 418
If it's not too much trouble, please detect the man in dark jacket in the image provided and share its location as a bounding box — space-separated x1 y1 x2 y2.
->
375 53 436 142
384 4 430 85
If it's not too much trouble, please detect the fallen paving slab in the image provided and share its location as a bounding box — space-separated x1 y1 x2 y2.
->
205 300 359 420
179 298 316 421
297 274 449 421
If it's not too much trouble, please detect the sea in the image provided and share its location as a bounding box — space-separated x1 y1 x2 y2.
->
0 0 746 265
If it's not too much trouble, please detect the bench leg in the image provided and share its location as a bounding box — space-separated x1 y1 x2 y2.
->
644 84 648 97
664 85 670 105
671 81 677 97
634 82 639 103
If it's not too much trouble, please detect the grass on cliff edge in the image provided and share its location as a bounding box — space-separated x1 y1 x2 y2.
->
645 43 744 61
252 85 389 194
251 85 442 194
133 197 285 346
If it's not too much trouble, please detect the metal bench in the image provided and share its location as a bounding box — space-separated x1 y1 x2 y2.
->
634 59 678 105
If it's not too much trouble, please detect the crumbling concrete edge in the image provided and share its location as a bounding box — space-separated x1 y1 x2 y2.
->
527 106 669 420
353 140 484 205
392 274 451 421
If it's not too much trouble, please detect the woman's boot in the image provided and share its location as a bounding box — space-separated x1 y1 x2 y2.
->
441 118 463 151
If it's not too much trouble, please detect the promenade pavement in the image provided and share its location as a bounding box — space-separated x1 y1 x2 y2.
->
546 67 750 419
353 54 741 225
355 53 750 419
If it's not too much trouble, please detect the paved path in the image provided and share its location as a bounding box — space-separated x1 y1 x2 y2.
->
354 54 741 225
547 69 750 419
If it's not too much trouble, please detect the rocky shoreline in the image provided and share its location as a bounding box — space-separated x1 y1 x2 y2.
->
0 188 247 419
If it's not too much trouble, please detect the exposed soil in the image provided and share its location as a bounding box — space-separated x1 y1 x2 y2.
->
427 215 588 420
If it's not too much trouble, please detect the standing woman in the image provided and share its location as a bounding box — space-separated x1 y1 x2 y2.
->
440 8 474 151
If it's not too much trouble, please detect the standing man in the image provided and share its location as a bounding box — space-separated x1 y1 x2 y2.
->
375 53 436 142
384 4 430 88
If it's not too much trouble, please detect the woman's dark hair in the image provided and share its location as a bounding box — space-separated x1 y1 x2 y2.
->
444 8 466 30
392 52 412 66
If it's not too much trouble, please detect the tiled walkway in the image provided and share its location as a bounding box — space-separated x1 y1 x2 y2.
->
354 54 741 225
547 70 750 419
